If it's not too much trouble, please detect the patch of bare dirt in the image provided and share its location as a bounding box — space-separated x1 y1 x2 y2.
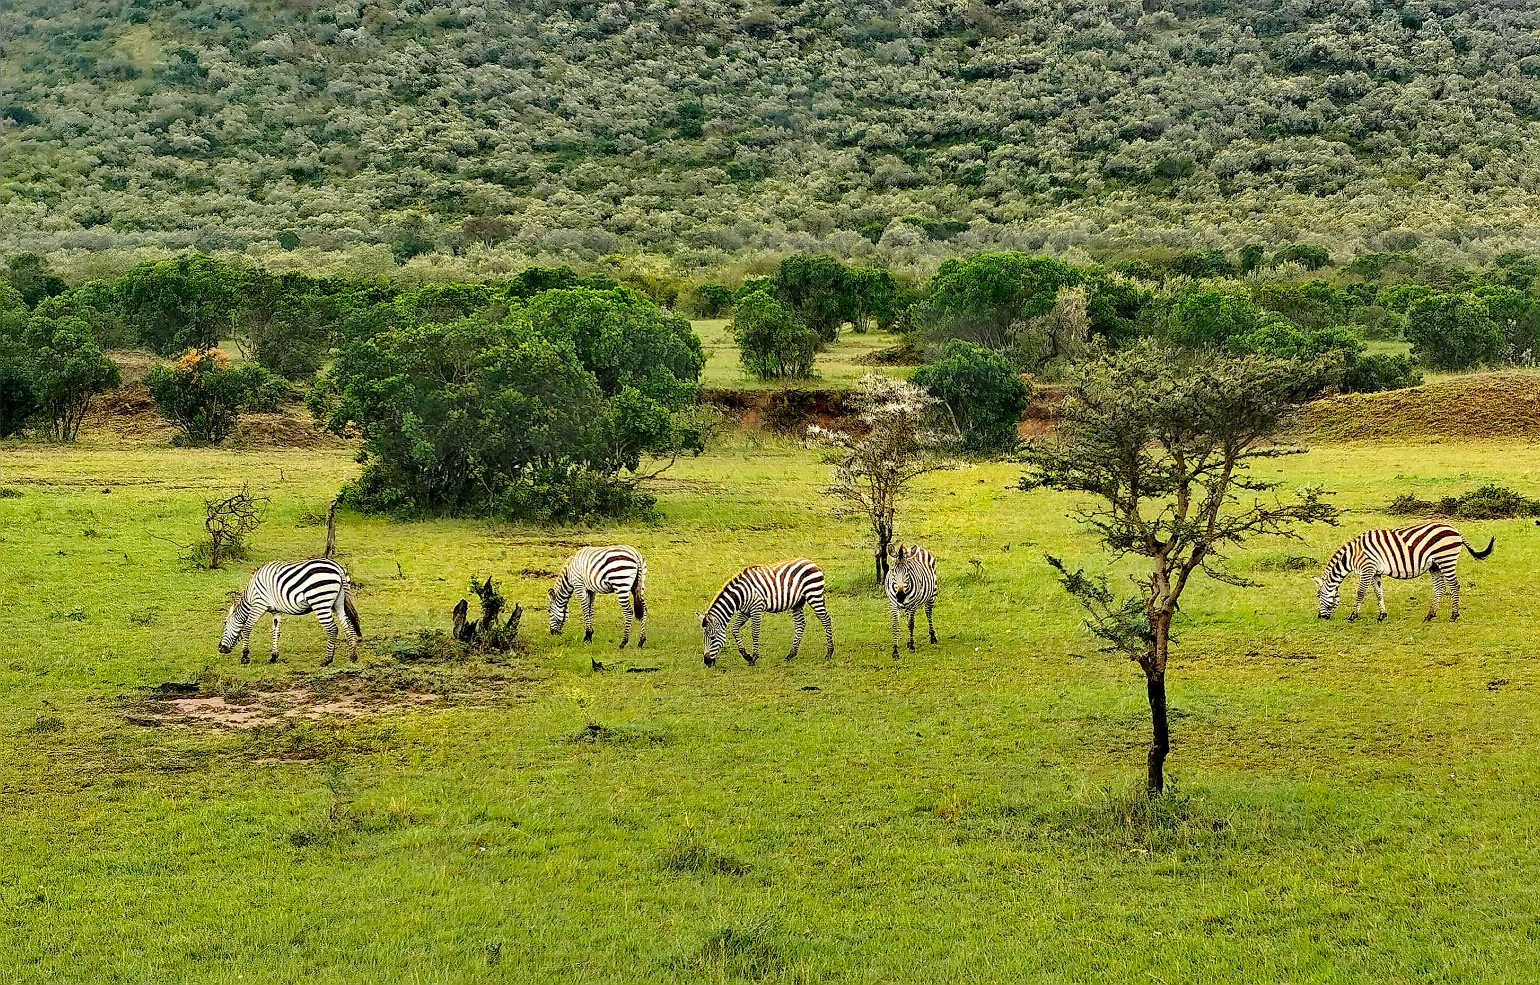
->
125 683 440 729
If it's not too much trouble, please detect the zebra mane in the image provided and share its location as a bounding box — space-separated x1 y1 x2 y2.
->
703 576 740 622
1322 541 1355 583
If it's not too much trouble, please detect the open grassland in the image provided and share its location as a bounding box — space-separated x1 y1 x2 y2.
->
694 320 909 390
3 432 1540 983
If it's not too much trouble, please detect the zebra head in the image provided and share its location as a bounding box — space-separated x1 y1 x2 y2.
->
547 587 568 634
700 611 727 667
888 546 910 600
1313 575 1340 619
218 593 249 653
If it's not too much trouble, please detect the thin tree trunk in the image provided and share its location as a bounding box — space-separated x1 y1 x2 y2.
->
874 523 891 582
324 498 338 558
1145 669 1169 795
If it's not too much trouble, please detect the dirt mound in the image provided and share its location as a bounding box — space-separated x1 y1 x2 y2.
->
125 681 440 729
701 387 854 432
1019 383 1068 439
87 353 350 449
1291 372 1540 443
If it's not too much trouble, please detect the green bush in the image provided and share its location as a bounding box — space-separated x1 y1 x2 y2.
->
731 290 818 380
1405 293 1504 369
1273 243 1332 270
115 254 246 355
0 307 119 440
145 348 278 444
1339 353 1422 393
321 308 700 523
686 282 735 318
912 339 1030 454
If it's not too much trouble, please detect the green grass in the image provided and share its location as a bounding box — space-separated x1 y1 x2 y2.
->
4 432 1540 982
694 319 910 389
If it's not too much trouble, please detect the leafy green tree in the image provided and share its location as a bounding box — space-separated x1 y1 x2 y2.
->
770 253 859 344
523 286 704 409
501 266 618 301
913 253 1081 353
0 282 38 436
1239 243 1267 274
1251 280 1351 331
238 271 334 380
4 253 68 308
686 282 735 318
847 267 910 333
1165 287 1277 348
1472 285 1540 356
1229 321 1421 393
1170 248 1236 278
912 340 1030 453
731 290 818 380
1021 344 1339 793
23 315 120 441
1405 294 1504 369
1273 244 1332 270
145 348 278 445
318 317 658 522
116 255 247 355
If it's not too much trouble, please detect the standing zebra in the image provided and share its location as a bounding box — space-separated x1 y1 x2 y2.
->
1315 522 1494 622
219 558 361 665
549 545 647 669
700 558 834 667
886 545 937 658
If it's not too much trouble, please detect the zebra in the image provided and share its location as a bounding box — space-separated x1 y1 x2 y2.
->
886 545 937 658
219 558 361 665
1314 522 1494 622
548 545 647 669
700 558 833 667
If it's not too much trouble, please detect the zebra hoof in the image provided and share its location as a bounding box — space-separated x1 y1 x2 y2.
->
907 640 916 651
637 638 645 649
1424 612 1436 623
1347 614 1357 622
929 633 938 644
1377 612 1387 622
270 653 279 664
785 651 797 662
1451 613 1460 622
319 656 332 667
591 660 604 672
350 653 358 663
891 646 899 659
239 653 250 665
583 631 593 643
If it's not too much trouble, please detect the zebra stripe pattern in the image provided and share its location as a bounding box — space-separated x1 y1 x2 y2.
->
885 545 937 657
1315 522 1494 622
219 558 361 665
549 546 647 668
701 558 833 666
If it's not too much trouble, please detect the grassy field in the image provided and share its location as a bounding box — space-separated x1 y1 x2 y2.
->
694 320 910 389
3 428 1540 983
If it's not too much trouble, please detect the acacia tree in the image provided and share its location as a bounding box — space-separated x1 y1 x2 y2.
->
809 374 954 582
1020 343 1339 794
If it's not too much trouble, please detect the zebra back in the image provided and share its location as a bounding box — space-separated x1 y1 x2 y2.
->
706 558 826 621
554 545 644 600
244 558 348 616
1327 523 1466 583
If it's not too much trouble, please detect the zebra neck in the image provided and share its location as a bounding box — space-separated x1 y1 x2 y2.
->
552 571 576 602
705 587 738 622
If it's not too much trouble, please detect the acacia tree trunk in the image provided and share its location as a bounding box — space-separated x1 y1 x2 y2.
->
324 498 338 558
874 519 892 582
1145 613 1173 794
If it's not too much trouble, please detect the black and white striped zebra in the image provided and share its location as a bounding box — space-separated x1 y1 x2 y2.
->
1315 522 1494 622
886 545 937 658
549 546 647 668
700 558 833 666
219 558 361 665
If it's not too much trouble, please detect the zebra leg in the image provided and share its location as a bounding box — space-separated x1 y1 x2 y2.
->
582 591 596 643
616 591 633 650
239 623 253 665
1425 569 1445 622
926 598 937 644
315 610 337 667
814 599 834 658
1373 576 1387 621
1448 572 1462 621
1348 570 1372 621
729 610 751 662
788 606 805 661
890 598 902 659
270 613 282 663
750 608 764 665
907 608 917 651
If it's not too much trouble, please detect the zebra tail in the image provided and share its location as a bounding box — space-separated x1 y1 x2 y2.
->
1465 536 1495 560
632 566 646 622
343 587 362 636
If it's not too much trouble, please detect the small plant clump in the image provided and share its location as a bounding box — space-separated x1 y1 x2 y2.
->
1386 485 1540 520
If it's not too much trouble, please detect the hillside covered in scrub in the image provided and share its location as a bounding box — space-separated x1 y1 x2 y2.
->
4 0 1540 273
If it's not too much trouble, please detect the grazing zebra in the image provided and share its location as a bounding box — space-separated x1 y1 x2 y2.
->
700 558 834 666
886 545 937 658
548 546 647 669
219 558 361 665
1314 522 1494 622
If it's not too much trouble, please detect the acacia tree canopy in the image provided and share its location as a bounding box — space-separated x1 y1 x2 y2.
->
1020 342 1339 794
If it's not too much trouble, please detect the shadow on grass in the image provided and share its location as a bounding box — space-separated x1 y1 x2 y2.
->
662 829 749 877
668 915 816 983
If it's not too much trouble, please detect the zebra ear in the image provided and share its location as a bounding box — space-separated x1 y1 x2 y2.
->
695 611 704 626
